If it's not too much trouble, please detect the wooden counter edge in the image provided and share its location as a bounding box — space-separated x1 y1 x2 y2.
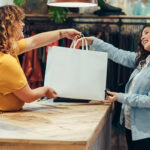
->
86 103 112 150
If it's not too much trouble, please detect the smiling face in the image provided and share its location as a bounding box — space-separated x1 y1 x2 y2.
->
141 27 150 51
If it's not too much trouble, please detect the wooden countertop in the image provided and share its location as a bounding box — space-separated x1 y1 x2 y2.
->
0 101 111 150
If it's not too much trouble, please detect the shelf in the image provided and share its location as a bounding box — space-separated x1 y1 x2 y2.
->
25 13 150 20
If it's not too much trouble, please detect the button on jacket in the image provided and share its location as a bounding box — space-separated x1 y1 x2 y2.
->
92 37 150 141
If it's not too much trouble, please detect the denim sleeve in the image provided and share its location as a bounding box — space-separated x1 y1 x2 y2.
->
92 37 137 69
118 93 150 108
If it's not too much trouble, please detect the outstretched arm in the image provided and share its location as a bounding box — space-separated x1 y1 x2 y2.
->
76 37 137 68
19 29 81 54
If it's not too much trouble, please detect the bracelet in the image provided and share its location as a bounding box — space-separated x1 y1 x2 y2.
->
59 30 63 39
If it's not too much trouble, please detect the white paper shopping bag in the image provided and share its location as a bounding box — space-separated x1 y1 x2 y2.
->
44 42 108 101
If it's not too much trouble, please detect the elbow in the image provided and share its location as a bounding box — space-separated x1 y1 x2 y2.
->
19 96 37 103
13 84 41 103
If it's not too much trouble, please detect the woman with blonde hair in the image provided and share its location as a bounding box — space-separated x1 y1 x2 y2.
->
0 4 81 111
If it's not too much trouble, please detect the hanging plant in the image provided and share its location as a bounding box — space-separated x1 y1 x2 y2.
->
48 7 68 24
14 0 26 6
14 0 69 24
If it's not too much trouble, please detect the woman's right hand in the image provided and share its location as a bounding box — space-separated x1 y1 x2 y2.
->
60 29 81 40
76 36 94 49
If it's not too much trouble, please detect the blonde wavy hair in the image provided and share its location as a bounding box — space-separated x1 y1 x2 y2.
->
0 5 25 55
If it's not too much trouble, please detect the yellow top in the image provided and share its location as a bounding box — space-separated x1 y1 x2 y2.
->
0 39 27 111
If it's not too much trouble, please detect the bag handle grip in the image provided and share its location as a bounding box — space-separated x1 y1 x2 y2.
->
70 35 88 51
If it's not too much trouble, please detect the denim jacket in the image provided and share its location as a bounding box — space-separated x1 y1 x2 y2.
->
92 37 150 141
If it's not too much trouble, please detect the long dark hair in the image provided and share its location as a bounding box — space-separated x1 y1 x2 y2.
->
135 25 150 67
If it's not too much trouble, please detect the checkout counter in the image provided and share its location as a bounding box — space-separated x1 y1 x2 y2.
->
0 101 112 150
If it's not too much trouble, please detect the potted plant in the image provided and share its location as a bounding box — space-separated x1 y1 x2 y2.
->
14 0 68 23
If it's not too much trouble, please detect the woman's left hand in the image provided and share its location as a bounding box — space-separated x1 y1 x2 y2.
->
101 91 118 103
60 29 81 40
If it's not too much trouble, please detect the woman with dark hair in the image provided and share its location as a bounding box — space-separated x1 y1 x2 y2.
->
76 25 150 150
0 5 81 112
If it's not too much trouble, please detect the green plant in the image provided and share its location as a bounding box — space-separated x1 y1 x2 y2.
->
14 0 26 6
48 7 68 24
14 0 69 24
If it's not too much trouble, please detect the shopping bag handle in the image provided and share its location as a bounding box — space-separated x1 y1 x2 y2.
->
70 35 88 51
70 39 77 49
81 38 88 51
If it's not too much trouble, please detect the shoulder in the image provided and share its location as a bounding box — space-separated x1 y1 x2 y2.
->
17 39 26 48
16 39 27 55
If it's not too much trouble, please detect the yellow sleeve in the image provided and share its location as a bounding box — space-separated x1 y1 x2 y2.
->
0 54 27 95
16 39 26 55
